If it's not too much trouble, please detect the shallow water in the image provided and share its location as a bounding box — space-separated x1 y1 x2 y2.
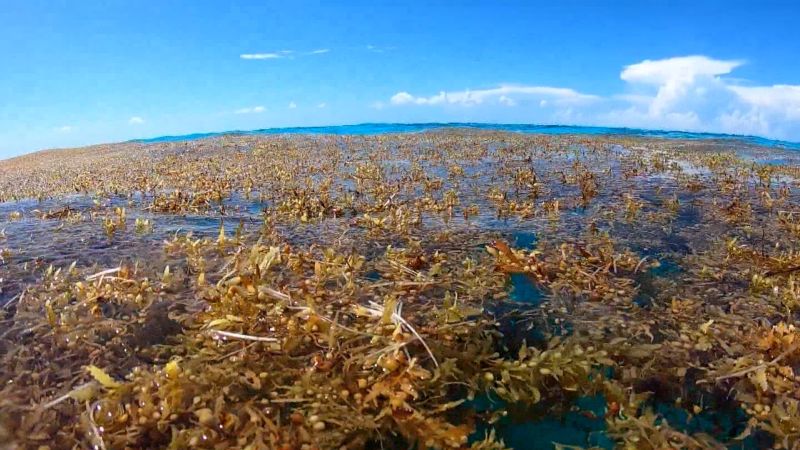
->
1 131 799 449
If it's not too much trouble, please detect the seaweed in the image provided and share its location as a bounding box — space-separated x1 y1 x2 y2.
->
1 131 800 448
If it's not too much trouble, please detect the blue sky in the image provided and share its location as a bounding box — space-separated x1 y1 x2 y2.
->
1 0 799 157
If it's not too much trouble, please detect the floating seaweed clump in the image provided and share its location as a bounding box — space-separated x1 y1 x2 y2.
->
2 130 800 449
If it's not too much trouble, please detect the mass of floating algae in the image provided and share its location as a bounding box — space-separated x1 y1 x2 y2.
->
1 130 800 449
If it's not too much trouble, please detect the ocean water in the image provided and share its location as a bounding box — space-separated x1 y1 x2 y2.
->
3 128 796 448
131 122 800 150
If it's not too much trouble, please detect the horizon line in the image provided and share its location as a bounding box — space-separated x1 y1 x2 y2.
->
6 121 800 161
127 121 800 149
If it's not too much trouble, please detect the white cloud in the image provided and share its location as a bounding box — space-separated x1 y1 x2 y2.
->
390 92 415 104
366 45 396 53
620 56 742 85
618 56 742 120
243 49 331 59
722 85 800 138
240 50 292 60
234 106 266 114
317 102 327 109
498 95 516 107
389 84 598 107
128 116 144 125
241 53 282 60
608 55 800 139
729 85 800 119
381 55 800 141
54 125 72 133
288 101 297 109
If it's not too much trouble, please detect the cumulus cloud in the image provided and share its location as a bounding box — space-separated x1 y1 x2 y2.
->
611 56 742 127
620 56 742 85
128 116 144 125
317 102 327 109
234 106 266 114
288 101 297 109
54 125 72 133
390 85 598 107
722 85 800 138
389 92 415 104
608 55 800 139
385 55 800 141
729 85 800 120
